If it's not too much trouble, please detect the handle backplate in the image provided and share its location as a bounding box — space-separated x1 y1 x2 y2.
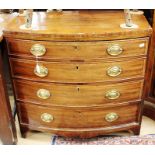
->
37 89 51 99
105 89 120 100
34 64 48 77
41 113 54 123
107 44 123 56
105 112 119 122
30 44 46 57
107 66 122 77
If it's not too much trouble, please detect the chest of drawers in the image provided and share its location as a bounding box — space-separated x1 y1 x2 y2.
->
3 11 152 138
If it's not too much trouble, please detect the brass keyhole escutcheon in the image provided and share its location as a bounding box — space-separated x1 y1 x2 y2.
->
73 45 78 50
76 66 79 70
77 87 80 92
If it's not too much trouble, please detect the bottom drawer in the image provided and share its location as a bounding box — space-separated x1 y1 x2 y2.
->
18 102 140 129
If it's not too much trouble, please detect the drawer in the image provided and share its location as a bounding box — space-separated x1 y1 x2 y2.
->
7 38 148 60
14 79 144 107
18 102 139 129
10 58 146 83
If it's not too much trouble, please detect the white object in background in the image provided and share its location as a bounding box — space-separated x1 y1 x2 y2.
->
47 9 62 13
120 23 139 29
19 10 33 30
130 9 144 15
24 9 33 28
120 9 138 29
0 17 4 23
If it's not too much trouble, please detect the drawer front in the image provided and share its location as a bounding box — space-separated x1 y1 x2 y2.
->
14 79 144 107
10 58 146 83
18 102 139 129
7 38 148 60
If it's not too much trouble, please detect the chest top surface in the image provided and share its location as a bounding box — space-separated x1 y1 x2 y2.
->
3 10 152 41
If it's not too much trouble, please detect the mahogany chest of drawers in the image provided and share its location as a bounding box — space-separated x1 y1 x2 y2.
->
3 11 152 138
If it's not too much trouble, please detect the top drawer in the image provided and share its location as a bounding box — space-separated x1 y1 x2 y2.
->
7 38 149 60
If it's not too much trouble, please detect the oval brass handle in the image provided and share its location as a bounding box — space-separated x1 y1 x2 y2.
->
107 66 122 77
107 44 123 56
105 89 120 100
34 64 48 77
37 89 51 99
41 113 54 123
105 112 119 122
30 44 46 57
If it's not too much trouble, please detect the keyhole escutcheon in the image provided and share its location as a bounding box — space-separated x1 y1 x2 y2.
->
77 87 80 92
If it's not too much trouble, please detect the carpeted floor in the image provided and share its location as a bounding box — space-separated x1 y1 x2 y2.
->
52 134 155 145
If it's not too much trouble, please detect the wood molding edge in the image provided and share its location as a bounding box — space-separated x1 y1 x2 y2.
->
143 101 155 121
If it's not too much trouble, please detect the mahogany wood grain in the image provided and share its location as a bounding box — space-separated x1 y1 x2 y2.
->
13 79 144 107
3 11 152 41
7 38 149 61
4 10 151 138
144 11 155 100
0 78 16 145
143 101 155 120
0 14 17 144
10 57 146 83
0 44 17 144
143 10 155 121
17 102 139 131
0 14 17 145
21 123 141 138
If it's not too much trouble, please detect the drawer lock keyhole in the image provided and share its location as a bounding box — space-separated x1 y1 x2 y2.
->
74 46 78 50
77 87 80 92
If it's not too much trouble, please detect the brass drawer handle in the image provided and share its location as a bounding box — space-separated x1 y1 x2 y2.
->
37 89 51 99
107 66 122 77
105 112 119 122
105 89 120 100
34 64 48 77
41 113 54 123
30 44 46 57
107 44 123 56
